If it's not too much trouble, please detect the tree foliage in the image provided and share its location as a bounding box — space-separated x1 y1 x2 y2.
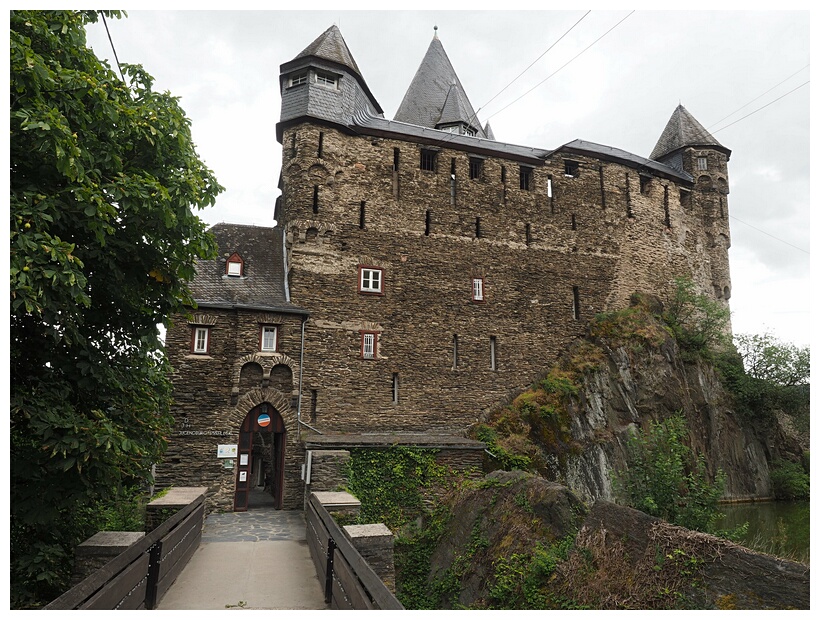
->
10 10 222 606
734 333 809 387
662 277 731 356
613 415 725 533
717 333 810 425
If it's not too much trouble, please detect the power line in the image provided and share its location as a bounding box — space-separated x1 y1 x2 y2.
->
476 11 591 115
729 215 809 254
711 80 809 135
100 11 125 83
422 12 595 152
486 11 635 122
708 64 809 129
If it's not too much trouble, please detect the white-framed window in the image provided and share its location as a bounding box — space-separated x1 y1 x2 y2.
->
260 325 278 352
192 327 210 354
359 267 383 294
316 72 338 87
289 71 308 87
472 277 484 302
697 156 708 171
361 332 378 359
226 252 244 277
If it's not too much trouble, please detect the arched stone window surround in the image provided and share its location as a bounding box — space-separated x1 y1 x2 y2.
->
232 352 299 387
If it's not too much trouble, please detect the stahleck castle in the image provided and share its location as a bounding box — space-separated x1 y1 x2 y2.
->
161 25 732 511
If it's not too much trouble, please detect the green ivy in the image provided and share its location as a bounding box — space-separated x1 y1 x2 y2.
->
488 535 577 609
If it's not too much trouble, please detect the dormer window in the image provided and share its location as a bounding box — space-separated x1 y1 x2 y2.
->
315 72 338 88
289 72 308 87
226 253 244 277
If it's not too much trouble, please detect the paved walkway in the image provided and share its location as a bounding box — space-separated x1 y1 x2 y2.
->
157 494 328 610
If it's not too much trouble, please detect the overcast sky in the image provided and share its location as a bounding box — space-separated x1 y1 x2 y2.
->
84 8 811 348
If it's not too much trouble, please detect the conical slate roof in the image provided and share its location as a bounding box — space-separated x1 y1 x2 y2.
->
294 25 363 79
394 32 485 137
650 104 729 161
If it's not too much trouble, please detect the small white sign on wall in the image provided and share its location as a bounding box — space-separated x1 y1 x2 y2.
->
239 471 247 482
217 444 238 458
240 454 249 466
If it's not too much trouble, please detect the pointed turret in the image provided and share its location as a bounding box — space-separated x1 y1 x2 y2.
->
277 25 382 141
394 29 486 138
293 25 364 82
650 104 730 162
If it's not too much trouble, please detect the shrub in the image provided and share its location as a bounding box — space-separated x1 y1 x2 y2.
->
613 414 725 533
769 459 809 500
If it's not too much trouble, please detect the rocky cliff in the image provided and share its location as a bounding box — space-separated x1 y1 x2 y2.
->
401 470 809 609
474 301 802 504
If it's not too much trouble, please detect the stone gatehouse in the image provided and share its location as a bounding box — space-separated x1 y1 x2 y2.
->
159 25 732 511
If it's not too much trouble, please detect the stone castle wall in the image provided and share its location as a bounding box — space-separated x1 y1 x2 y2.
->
280 123 731 435
161 308 307 511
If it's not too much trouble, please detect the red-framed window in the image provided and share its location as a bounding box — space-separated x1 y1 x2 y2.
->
358 266 384 295
192 326 210 354
260 325 278 352
472 277 485 302
226 252 244 277
361 331 378 359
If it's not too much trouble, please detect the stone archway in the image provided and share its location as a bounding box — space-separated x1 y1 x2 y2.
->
233 402 287 511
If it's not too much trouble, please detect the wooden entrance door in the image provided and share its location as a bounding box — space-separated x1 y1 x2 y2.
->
233 404 285 511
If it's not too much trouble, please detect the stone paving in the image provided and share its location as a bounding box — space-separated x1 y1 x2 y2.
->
157 494 328 610
201 507 308 542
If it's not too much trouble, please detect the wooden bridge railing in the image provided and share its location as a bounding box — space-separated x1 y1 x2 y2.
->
44 490 205 610
306 492 404 610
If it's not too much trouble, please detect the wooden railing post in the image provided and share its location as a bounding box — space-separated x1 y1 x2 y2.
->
324 538 336 604
145 541 162 610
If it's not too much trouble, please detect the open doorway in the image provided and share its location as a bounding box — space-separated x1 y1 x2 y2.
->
233 403 286 511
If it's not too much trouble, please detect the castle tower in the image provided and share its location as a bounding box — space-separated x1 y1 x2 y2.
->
277 25 383 142
394 29 486 137
650 105 732 307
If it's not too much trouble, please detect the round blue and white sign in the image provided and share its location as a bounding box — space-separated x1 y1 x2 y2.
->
257 413 271 427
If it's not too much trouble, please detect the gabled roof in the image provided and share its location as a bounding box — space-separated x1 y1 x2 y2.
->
293 25 363 79
190 224 307 315
557 139 693 183
394 32 486 137
650 104 730 161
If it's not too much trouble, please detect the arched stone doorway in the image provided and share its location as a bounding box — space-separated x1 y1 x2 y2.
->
233 403 286 511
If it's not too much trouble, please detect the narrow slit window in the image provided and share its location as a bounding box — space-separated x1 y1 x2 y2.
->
425 210 431 236
490 336 497 371
359 201 366 229
392 372 399 403
312 185 319 214
475 217 482 239
547 176 553 198
571 214 577 231
572 286 580 320
420 149 437 172
640 175 651 195
501 165 506 184
525 223 531 245
453 334 459 369
520 166 533 191
393 148 400 171
317 131 324 158
310 389 318 423
469 157 482 180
